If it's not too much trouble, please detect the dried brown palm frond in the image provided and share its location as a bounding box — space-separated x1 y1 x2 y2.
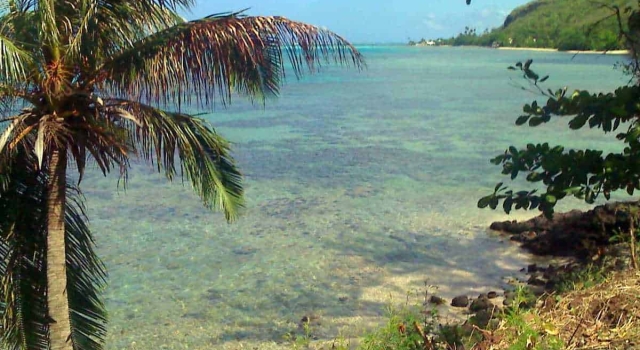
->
101 14 364 109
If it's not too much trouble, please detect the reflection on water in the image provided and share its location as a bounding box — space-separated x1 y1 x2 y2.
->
85 46 628 349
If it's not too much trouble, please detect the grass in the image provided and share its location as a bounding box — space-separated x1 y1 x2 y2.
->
340 261 639 350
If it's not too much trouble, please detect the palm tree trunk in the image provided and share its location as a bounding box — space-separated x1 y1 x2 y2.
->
46 147 73 350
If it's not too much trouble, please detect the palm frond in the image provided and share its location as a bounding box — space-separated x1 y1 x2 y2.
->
0 141 108 350
66 109 131 182
35 0 60 60
0 33 32 84
0 143 50 350
101 15 364 109
0 112 38 159
65 187 108 350
63 0 187 66
104 99 244 221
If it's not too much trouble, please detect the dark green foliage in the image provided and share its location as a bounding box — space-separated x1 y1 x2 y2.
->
479 56 640 218
441 0 632 50
0 144 107 350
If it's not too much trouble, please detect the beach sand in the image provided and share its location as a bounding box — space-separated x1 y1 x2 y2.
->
497 46 629 55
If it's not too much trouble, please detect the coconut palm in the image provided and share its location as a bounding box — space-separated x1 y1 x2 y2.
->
0 1 363 349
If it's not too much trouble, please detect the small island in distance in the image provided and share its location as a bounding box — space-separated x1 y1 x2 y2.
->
410 0 633 52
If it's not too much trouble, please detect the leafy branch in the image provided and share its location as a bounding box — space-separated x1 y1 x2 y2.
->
479 60 640 218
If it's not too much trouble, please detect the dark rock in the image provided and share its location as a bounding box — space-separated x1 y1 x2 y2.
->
338 296 349 302
503 297 514 307
487 291 498 299
520 231 538 241
451 295 469 307
489 202 640 258
460 321 474 336
527 264 538 273
472 310 493 328
429 295 445 305
527 275 546 286
529 285 546 296
470 297 493 312
232 246 257 255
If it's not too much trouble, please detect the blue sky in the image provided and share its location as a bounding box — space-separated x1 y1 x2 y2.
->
186 0 532 43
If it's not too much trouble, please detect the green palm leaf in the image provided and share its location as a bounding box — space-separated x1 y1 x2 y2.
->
104 99 244 220
0 145 51 350
0 34 32 85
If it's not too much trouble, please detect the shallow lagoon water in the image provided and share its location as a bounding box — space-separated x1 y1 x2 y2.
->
85 46 629 349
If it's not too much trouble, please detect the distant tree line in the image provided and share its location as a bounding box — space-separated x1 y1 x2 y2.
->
439 24 622 51
431 0 630 51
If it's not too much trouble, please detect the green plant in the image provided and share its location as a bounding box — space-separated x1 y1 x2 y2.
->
478 6 640 219
358 285 476 350
330 331 352 350
503 315 564 350
553 264 609 293
506 285 536 315
284 321 314 349
359 303 427 350
499 287 564 350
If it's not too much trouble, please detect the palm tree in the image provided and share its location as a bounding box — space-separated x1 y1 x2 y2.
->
0 1 363 349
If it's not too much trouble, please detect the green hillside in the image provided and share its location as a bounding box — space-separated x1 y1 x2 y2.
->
440 0 636 50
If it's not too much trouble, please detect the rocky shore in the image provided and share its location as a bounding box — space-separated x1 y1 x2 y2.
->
427 201 638 343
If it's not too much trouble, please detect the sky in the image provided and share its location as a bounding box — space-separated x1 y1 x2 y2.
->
185 0 532 44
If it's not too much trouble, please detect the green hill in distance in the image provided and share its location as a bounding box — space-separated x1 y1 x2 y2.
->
421 0 636 51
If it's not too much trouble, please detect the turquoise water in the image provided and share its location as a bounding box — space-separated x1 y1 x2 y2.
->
86 46 629 349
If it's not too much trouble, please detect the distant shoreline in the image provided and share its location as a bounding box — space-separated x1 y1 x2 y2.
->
497 46 630 55
409 44 630 55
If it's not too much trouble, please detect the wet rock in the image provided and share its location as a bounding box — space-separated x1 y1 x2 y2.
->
232 246 257 255
543 265 558 279
429 295 445 305
470 296 493 312
503 297 514 307
527 275 546 286
490 202 640 258
299 314 321 327
182 312 207 320
451 295 469 307
487 291 498 299
205 289 223 303
527 264 538 273
529 285 546 297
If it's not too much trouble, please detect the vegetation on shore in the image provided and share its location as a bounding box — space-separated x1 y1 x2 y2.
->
348 1 640 349
286 258 638 349
419 0 633 51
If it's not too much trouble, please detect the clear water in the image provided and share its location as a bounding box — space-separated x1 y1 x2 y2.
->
85 46 629 349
